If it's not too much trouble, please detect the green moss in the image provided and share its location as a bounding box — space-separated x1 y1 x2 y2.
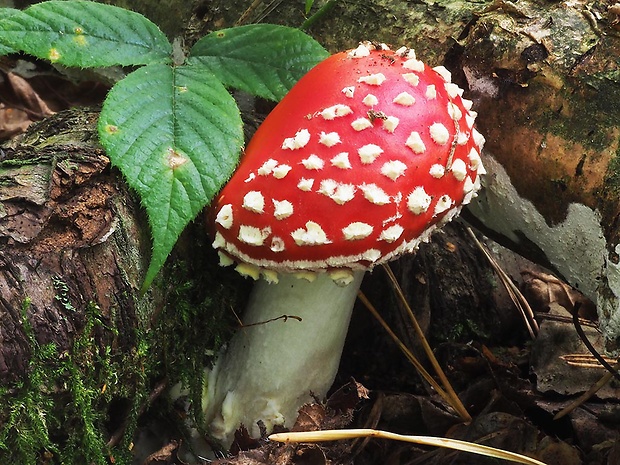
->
603 150 620 196
0 299 59 463
148 233 248 433
0 219 247 465
0 297 148 464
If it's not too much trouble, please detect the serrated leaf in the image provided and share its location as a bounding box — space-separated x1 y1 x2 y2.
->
0 8 19 55
0 1 171 67
188 24 329 101
98 63 243 288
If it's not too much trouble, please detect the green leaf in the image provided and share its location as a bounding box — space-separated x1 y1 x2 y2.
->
98 63 244 288
188 24 329 101
0 1 171 67
0 8 19 55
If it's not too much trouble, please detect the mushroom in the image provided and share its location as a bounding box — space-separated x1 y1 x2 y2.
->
205 42 486 446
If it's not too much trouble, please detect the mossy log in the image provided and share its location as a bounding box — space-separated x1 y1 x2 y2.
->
0 109 149 382
0 109 157 462
0 109 243 463
0 111 151 381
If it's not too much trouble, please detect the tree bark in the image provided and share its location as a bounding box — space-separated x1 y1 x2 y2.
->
456 0 620 350
0 108 153 382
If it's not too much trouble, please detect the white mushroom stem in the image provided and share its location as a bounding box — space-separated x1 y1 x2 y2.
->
202 271 365 446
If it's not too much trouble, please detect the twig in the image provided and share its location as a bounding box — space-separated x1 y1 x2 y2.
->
571 303 620 383
466 227 539 338
553 303 620 419
357 291 454 409
381 264 471 423
554 368 617 420
537 312 598 328
301 0 338 30
236 0 285 25
107 379 168 448
560 353 618 368
240 314 302 328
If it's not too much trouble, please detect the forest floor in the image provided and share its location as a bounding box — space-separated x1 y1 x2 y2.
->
196 228 620 465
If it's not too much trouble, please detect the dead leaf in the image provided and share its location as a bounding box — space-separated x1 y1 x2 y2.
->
6 71 54 119
0 103 31 139
230 425 263 455
379 392 461 436
531 303 620 399
142 440 178 465
293 404 327 432
325 378 370 412
536 437 582 465
291 445 327 465
521 270 596 319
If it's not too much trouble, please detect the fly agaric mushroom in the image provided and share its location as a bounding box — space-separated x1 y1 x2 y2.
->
205 42 485 445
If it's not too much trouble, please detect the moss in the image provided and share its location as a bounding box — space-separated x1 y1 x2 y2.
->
0 297 149 464
604 151 620 195
0 302 59 463
148 226 249 434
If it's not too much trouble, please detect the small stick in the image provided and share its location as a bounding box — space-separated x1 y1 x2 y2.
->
357 291 453 408
554 368 617 420
466 227 539 337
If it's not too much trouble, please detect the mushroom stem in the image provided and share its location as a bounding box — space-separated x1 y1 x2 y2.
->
202 271 365 446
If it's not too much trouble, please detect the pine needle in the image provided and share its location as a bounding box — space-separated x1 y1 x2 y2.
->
269 429 547 465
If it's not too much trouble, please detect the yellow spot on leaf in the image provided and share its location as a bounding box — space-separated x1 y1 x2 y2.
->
176 86 188 93
105 124 119 134
74 26 84 34
167 147 188 170
73 35 88 47
49 48 61 62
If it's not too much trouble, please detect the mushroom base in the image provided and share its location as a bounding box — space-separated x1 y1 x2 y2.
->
202 271 365 446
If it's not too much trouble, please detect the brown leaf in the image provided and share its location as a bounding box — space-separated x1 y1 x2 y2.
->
536 437 582 465
293 404 327 432
530 303 620 399
6 71 54 119
142 440 178 465
521 270 596 318
230 425 263 455
0 104 31 139
291 445 327 465
325 378 370 412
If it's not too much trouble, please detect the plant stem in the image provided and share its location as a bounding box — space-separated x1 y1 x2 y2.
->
301 0 338 30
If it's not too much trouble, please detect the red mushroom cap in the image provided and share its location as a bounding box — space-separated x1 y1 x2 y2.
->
211 42 485 283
